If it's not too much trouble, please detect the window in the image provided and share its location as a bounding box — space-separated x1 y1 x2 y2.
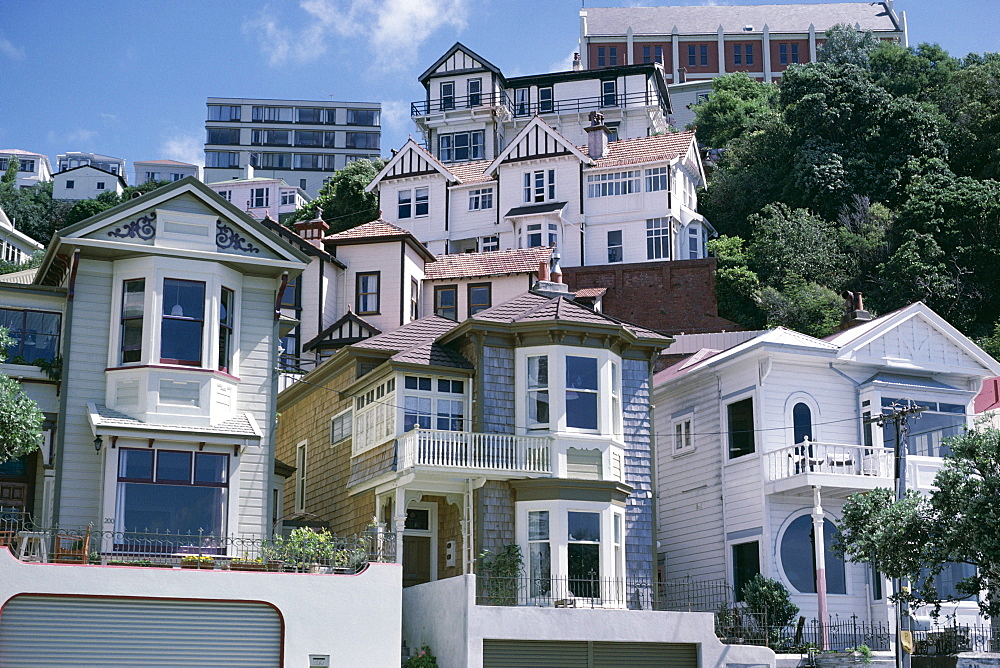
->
468 188 493 210
251 129 290 146
655 45 664 63
733 541 760 602
881 398 966 457
296 107 335 124
294 130 323 147
170 173 184 181
217 190 231 202
688 226 701 259
515 88 529 116
353 377 396 454
524 223 543 248
410 279 419 320
0 308 61 365
645 166 667 192
250 152 291 169
439 130 484 162
527 355 549 428
529 510 551 597
734 44 743 66
673 415 693 453
207 128 240 145
601 80 617 107
436 398 464 431
566 356 598 430
434 285 457 320
398 189 412 219
688 45 696 67
65 180 75 189
643 45 651 64
539 87 554 113
481 235 499 252
746 44 755 65
160 279 205 366
611 362 622 436
587 170 640 198
780 515 846 594
568 512 600 597
279 327 299 371
346 108 379 126
548 223 558 247
523 170 555 203
330 410 352 444
440 81 455 111
280 191 296 205
597 47 606 68
792 402 812 444
468 283 491 315
607 230 623 263
280 274 301 309
779 43 800 65
96 182 105 190
414 187 429 217
294 442 307 512
206 151 239 168
608 47 618 66
116 448 228 538
728 397 755 458
120 279 144 364
403 375 465 431
791 43 799 64
218 287 234 373
345 132 379 150
646 217 670 260
700 44 709 66
356 272 380 314
208 105 241 122
920 562 978 601
251 188 269 208
467 78 482 107
252 106 293 122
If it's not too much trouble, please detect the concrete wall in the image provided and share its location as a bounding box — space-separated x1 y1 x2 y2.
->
403 574 776 668
0 548 402 667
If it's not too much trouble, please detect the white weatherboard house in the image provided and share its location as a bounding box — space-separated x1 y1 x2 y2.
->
369 114 712 269
0 149 53 189
52 164 126 201
0 206 44 264
652 302 1000 635
0 178 401 666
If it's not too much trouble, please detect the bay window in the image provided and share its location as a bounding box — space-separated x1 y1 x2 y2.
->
568 512 601 597
160 279 205 366
218 287 234 373
353 377 395 455
565 356 598 430
0 308 61 365
527 355 549 428
120 280 145 364
529 510 551 597
116 448 228 540
403 374 466 432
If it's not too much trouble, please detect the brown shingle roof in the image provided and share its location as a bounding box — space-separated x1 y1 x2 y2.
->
582 130 696 168
445 160 493 184
326 219 413 241
425 247 552 280
352 315 473 369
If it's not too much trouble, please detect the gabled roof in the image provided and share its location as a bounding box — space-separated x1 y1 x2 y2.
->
418 42 505 85
424 247 552 281
352 315 472 370
583 130 698 170
445 160 494 185
486 116 593 175
53 164 127 187
303 311 382 352
366 139 456 192
324 219 437 262
583 3 901 36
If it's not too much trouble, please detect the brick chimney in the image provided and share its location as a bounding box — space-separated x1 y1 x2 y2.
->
293 207 329 249
585 111 610 159
836 290 873 331
531 250 574 299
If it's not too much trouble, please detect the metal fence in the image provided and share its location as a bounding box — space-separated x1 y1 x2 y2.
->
658 577 733 612
715 610 892 652
476 574 657 609
0 510 394 573
913 623 1000 655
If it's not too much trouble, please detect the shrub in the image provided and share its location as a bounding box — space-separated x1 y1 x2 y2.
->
742 574 799 628
403 645 437 667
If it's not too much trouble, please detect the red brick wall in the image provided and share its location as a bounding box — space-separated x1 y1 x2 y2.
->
589 42 628 68
678 41 719 74
633 42 672 71
563 257 741 334
771 39 810 72
724 39 765 72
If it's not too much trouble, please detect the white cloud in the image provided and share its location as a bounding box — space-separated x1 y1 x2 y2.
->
47 129 97 145
549 50 577 73
246 0 469 70
161 133 205 167
380 100 409 132
0 37 24 60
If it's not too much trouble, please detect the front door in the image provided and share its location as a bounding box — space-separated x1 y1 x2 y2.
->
402 535 431 587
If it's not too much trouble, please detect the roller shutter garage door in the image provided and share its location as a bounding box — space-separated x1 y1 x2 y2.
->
0 595 281 667
483 639 697 668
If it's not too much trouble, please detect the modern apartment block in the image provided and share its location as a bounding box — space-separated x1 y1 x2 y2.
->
203 97 382 198
133 159 200 184
56 152 127 182
0 149 53 189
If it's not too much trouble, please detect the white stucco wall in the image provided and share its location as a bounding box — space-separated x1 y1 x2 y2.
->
0 549 403 667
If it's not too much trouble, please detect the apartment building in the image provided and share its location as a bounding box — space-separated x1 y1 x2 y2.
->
133 159 200 184
0 149 53 189
205 171 309 223
56 152 127 182
203 97 381 198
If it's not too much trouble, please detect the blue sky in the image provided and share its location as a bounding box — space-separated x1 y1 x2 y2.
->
0 0 994 179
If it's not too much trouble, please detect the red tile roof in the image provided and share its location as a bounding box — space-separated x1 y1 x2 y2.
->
582 130 696 168
424 247 552 280
325 219 414 241
573 287 607 299
444 160 493 184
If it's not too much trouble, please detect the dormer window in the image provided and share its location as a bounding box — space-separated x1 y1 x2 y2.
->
160 279 205 367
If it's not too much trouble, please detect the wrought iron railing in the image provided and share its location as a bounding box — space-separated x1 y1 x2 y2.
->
410 92 507 116
505 90 657 118
476 574 656 609
715 609 892 652
765 441 895 482
398 428 551 474
658 577 733 612
913 623 999 654
0 519 395 573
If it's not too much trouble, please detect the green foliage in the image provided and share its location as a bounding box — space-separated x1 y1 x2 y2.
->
263 527 367 571
1 158 19 185
708 236 765 329
403 646 438 668
741 574 800 628
0 250 44 277
689 72 779 147
478 544 524 605
62 180 173 229
288 159 386 233
838 427 1000 618
759 275 844 338
0 181 73 244
977 321 1000 361
747 204 847 287
816 24 879 67
0 327 44 465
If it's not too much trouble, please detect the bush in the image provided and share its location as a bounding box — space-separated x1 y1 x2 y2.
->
742 574 799 628
403 645 437 667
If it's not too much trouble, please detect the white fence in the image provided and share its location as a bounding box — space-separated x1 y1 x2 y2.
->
765 441 894 482
398 429 551 474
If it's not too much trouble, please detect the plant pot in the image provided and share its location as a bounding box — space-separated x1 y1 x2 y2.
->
231 562 266 571
266 560 284 572
180 561 215 570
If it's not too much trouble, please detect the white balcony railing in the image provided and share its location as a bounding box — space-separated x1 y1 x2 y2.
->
765 441 895 482
398 429 551 475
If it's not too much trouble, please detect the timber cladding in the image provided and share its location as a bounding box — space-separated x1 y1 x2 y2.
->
275 365 374 536
475 481 515 560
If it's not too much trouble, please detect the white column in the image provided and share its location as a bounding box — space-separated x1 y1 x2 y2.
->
762 24 772 82
671 27 680 82
809 23 817 62
812 486 829 650
627 27 634 65
717 25 726 76
579 10 589 69
394 487 407 566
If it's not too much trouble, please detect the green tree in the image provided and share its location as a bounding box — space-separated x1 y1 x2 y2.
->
689 72 779 147
288 159 386 233
746 203 848 287
1 157 19 185
759 275 844 338
0 328 44 464
0 181 71 243
816 24 879 67
741 574 800 628
708 236 766 329
62 179 173 229
838 427 1000 617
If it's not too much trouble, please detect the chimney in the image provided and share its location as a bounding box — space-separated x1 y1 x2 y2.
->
836 290 873 331
677 67 687 84
293 207 330 249
585 111 610 159
572 52 582 71
531 249 574 299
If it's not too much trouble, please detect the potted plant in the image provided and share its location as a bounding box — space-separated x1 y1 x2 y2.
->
229 557 266 571
180 554 215 569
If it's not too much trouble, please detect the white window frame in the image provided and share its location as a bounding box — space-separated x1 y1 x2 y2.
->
414 187 429 217
398 189 412 219
468 188 494 211
481 235 500 252
330 409 352 445
401 373 469 433
672 410 694 454
587 171 640 198
607 230 623 264
251 187 269 208
294 440 307 513
353 376 397 456
523 169 555 203
645 166 667 192
646 217 671 260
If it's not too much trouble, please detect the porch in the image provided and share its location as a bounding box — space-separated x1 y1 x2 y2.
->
764 441 895 495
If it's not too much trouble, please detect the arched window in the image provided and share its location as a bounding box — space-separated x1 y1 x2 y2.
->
779 515 847 594
792 402 812 444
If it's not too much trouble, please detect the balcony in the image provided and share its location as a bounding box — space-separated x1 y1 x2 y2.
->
410 92 507 117
397 428 551 476
764 441 895 495
410 90 659 119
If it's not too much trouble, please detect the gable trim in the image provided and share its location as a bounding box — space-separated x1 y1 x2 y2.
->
366 140 456 193
486 117 592 175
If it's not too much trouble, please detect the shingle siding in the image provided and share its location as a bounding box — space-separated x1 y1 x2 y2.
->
476 480 515 559
481 346 515 435
622 358 654 582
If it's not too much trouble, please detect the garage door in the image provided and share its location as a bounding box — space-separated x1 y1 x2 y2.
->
0 595 281 667
483 640 697 668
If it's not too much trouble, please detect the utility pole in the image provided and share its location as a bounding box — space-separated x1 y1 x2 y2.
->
867 402 926 668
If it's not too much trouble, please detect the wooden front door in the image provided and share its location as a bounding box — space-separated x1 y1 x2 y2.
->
0 482 28 510
402 535 432 588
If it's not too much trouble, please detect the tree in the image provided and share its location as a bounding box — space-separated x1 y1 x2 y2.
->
816 24 879 67
746 203 848 288
689 72 779 147
0 328 43 465
708 236 766 329
758 275 844 338
1 157 19 186
62 179 173 229
838 427 1000 617
288 159 386 234
742 574 799 628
